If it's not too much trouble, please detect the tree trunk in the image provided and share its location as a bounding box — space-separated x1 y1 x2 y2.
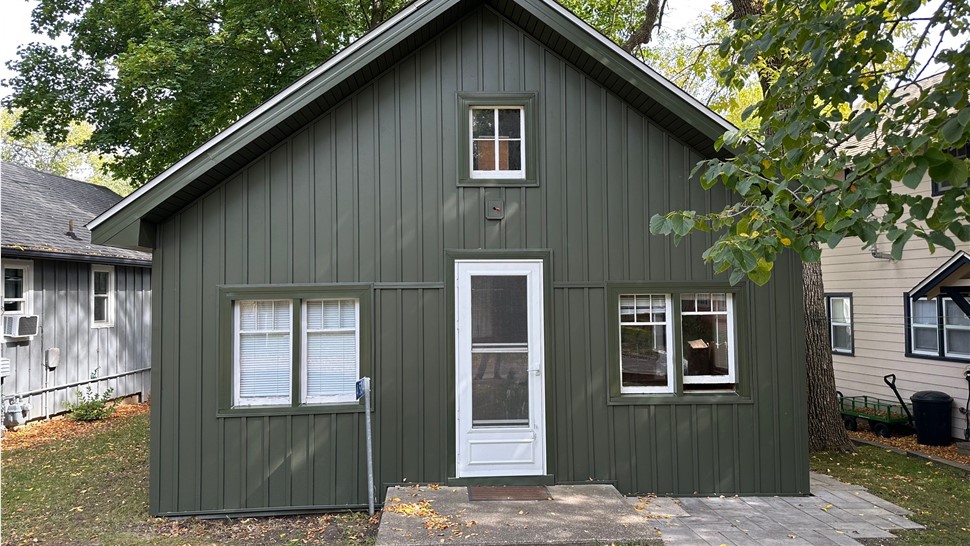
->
802 255 854 452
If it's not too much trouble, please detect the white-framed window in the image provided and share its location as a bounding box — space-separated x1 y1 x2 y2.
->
91 265 115 327
826 294 853 355
682 293 736 386
618 294 674 394
233 300 293 407
470 106 525 179
230 296 364 409
3 260 33 315
943 298 970 359
302 299 360 404
910 298 939 355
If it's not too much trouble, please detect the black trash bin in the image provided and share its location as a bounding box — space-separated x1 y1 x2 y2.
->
910 391 953 446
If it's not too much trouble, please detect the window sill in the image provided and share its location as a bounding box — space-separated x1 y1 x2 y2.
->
458 177 538 188
904 351 970 364
608 392 751 406
217 403 367 418
91 323 114 329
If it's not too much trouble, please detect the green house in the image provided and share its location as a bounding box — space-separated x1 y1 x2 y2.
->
90 0 809 517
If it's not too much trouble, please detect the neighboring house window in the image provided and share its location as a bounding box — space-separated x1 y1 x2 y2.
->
303 299 360 404
932 144 969 195
618 294 674 394
907 295 970 361
682 293 736 388
610 287 739 399
3 260 32 314
458 93 537 186
943 298 970 359
826 294 854 355
471 107 524 178
223 287 370 412
91 265 115 327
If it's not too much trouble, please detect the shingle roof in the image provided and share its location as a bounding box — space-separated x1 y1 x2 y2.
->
1 163 151 264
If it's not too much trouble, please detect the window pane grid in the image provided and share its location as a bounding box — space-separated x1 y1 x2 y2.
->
470 106 524 176
619 294 673 393
682 292 735 385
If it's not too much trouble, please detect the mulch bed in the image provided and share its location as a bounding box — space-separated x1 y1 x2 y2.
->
848 428 970 468
1 402 150 452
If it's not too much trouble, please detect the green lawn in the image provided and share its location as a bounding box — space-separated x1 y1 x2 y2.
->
1 408 377 546
811 445 970 546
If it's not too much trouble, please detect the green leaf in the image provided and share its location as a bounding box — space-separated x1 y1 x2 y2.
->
940 116 965 145
747 258 773 286
891 228 914 260
901 160 928 189
649 214 670 235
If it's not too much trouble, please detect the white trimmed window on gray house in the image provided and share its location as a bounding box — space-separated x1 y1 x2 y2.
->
826 294 854 355
91 264 115 327
3 260 32 314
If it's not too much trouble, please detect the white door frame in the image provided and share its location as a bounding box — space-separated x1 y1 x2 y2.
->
455 259 546 477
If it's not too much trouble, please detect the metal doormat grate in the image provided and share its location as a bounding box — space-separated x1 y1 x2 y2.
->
467 485 551 501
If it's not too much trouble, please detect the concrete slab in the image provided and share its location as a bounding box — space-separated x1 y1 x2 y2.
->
374 473 923 546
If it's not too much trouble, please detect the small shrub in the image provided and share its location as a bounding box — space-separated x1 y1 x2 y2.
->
65 387 118 421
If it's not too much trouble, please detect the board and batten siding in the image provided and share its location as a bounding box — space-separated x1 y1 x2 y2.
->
822 180 970 440
150 5 808 515
0 258 151 419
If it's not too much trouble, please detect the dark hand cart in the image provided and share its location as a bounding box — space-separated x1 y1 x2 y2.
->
837 374 914 438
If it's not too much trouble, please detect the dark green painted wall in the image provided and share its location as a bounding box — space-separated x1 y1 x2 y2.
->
149 5 808 516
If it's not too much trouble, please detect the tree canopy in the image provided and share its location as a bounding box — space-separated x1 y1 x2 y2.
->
649 0 970 284
3 0 405 185
1 108 131 195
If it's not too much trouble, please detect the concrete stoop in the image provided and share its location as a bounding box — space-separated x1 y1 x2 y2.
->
375 473 922 546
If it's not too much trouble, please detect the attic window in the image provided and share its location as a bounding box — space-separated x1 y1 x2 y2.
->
458 93 537 187
471 107 524 178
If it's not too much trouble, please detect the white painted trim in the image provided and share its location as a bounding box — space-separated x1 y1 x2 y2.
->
455 259 546 478
1 259 33 316
233 299 293 407
909 250 970 298
618 293 675 394
90 264 116 328
469 106 526 179
681 293 737 385
301 298 361 405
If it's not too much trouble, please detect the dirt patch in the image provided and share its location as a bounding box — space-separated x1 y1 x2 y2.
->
1 401 150 452
143 512 379 545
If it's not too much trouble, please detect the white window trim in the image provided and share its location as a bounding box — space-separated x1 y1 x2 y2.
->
2 259 33 316
827 295 853 354
232 300 293 407
618 294 675 394
90 264 115 328
301 298 361 405
682 293 737 385
469 106 526 179
943 297 970 359
909 298 940 356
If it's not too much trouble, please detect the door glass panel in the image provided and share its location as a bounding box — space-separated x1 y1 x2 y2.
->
471 276 527 344
471 352 529 427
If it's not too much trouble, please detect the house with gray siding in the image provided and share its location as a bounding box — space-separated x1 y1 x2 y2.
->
1 163 151 424
90 0 809 517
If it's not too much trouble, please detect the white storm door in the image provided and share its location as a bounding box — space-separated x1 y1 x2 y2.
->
455 260 545 478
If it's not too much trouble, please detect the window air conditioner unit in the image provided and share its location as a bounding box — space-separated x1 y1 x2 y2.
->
3 315 39 338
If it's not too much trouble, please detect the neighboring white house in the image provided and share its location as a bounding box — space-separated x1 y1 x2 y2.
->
821 75 970 441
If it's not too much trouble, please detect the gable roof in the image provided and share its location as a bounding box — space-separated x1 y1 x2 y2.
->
910 250 970 301
1 163 151 265
89 0 736 250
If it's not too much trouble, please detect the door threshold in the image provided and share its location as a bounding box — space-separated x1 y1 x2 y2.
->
447 474 555 487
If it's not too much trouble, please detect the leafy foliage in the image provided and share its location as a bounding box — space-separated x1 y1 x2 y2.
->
65 386 118 421
1 108 132 195
650 0 970 285
3 0 406 185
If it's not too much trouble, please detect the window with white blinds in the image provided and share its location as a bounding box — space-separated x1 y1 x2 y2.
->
303 299 359 404
234 300 293 407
